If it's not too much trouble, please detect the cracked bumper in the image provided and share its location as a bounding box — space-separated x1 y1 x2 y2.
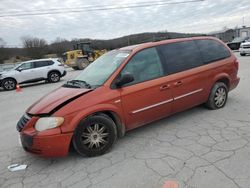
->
20 131 73 157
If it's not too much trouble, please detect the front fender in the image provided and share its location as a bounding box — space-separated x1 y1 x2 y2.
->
60 103 125 134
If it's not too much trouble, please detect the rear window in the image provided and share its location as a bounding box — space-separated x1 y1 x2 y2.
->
195 39 231 64
159 40 203 74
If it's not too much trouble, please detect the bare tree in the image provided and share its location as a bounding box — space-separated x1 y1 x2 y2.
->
50 37 69 56
0 38 9 64
21 36 48 59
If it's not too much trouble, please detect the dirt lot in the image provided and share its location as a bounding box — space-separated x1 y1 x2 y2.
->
0 52 250 188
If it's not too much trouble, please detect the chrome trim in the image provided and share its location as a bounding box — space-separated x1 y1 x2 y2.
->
174 89 203 100
131 99 173 114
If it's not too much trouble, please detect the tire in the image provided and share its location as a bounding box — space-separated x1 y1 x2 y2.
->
240 53 246 56
76 58 89 70
2 78 16 91
205 82 228 110
48 71 60 83
73 115 117 157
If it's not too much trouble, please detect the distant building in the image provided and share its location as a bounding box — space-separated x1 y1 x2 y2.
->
210 26 250 43
235 26 250 38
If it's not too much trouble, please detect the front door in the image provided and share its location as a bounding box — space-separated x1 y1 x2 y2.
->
118 47 173 130
15 62 36 83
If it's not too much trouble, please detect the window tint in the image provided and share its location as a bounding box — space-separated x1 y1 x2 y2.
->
195 39 231 64
159 41 203 74
48 61 54 65
121 47 163 85
19 62 33 70
34 61 53 68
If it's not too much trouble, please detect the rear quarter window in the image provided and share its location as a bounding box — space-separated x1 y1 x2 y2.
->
159 40 203 74
195 39 231 64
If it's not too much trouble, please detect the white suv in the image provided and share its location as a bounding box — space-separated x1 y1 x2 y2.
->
0 58 66 90
239 41 250 56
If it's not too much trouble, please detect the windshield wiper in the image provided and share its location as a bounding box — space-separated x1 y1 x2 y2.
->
63 80 92 89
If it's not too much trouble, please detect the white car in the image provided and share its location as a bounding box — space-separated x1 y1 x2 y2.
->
0 58 66 90
239 41 250 56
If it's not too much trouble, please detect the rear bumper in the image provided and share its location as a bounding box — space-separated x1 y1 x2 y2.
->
230 77 240 91
20 132 73 157
61 70 67 77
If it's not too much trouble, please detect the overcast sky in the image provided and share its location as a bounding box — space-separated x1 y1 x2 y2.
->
0 0 250 46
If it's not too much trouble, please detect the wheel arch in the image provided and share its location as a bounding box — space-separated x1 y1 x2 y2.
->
212 73 230 90
94 111 125 138
66 108 126 139
2 77 17 83
47 69 61 78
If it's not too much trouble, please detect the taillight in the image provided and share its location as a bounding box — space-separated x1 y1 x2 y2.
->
234 59 239 71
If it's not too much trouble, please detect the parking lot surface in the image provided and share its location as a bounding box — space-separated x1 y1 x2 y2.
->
0 53 250 188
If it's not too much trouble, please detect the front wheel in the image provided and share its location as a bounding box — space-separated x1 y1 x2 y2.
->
205 82 228 110
2 78 16 90
73 115 117 157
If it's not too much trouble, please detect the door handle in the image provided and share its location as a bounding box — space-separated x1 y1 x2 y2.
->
160 84 170 91
174 81 183 87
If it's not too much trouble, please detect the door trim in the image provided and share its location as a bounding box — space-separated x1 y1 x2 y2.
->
131 99 173 114
174 88 203 100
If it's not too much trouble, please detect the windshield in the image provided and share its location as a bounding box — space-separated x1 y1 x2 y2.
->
70 50 130 87
10 63 22 70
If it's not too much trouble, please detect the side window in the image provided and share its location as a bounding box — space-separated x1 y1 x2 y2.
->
47 61 54 66
19 62 33 70
159 41 203 74
34 61 49 68
120 47 164 85
195 39 231 64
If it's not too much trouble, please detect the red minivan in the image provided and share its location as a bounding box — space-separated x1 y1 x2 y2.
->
17 37 240 157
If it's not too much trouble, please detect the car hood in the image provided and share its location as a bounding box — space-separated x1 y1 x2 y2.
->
27 86 92 115
0 70 12 75
0 71 7 74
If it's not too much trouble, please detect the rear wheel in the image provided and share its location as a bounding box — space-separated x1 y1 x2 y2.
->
205 82 228 110
2 78 16 90
73 115 117 157
48 71 60 83
76 58 89 70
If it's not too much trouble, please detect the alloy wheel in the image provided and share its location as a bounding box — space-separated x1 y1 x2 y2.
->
4 80 15 90
81 123 109 149
50 73 60 82
214 87 227 107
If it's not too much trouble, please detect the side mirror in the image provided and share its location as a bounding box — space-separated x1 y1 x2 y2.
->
116 73 134 88
16 68 23 72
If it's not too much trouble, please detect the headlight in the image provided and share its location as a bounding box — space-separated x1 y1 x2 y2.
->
35 117 64 132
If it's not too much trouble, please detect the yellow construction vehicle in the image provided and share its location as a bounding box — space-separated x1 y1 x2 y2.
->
62 42 106 70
